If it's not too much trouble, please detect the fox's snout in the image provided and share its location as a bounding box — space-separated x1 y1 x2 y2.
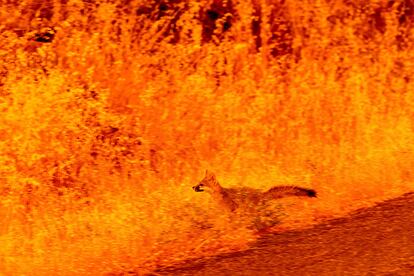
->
192 184 204 192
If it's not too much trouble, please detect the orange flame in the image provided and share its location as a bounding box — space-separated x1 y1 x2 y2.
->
1 0 414 274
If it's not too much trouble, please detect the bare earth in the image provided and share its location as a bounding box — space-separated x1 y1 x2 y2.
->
151 192 414 275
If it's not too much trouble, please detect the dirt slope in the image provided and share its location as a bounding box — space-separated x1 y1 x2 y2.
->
152 192 414 275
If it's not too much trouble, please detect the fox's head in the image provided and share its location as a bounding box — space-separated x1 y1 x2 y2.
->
192 170 221 193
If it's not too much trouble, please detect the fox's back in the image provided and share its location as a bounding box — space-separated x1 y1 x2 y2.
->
225 187 263 206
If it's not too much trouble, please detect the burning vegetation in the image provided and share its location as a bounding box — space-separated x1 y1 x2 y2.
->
1 0 414 274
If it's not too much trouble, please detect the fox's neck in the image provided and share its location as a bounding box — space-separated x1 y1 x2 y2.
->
209 180 238 211
210 180 224 193
209 180 227 198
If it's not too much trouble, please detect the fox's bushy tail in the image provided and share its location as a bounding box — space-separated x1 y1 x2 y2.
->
262 186 317 201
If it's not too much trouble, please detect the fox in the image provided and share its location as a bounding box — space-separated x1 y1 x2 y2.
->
193 170 317 212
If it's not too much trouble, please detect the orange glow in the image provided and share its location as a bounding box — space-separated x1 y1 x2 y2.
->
1 0 414 274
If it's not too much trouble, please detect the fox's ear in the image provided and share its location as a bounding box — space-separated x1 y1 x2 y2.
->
205 170 216 179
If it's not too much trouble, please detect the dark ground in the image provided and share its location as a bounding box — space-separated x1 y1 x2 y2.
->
150 192 414 275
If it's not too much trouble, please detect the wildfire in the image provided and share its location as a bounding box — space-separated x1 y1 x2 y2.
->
1 0 414 275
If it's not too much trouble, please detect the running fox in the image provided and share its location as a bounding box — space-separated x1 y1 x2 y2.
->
193 170 317 212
